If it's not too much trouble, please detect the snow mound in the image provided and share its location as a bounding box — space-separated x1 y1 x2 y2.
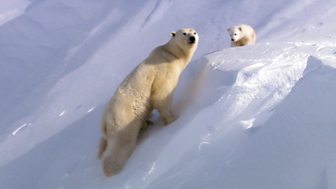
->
2 0 336 189
144 52 336 189
7 43 334 189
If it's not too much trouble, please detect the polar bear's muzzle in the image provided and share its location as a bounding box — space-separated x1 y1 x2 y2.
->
188 36 196 44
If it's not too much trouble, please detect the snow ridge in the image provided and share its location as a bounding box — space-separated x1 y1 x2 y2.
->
1 0 336 189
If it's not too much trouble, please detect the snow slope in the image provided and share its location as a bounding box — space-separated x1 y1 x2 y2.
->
1 0 336 189
0 0 30 25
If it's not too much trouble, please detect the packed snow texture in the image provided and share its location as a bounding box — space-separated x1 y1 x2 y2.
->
1 0 336 189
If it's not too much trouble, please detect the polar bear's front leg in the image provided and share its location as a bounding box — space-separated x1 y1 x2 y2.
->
153 94 177 125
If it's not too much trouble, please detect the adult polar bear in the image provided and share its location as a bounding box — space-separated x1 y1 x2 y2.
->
99 28 199 177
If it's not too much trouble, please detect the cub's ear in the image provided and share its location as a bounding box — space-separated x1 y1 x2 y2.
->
238 27 242 31
171 31 176 37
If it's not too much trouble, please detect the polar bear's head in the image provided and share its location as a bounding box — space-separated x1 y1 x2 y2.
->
170 28 199 50
227 26 243 42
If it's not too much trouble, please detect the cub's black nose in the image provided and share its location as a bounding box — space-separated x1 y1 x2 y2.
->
231 38 234 42
189 36 196 43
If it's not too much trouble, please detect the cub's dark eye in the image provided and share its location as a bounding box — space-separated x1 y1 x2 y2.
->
183 32 187 35
234 33 237 36
194 32 196 35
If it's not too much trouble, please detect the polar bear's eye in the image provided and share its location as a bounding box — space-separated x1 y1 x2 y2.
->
234 33 238 36
183 32 187 35
194 32 197 35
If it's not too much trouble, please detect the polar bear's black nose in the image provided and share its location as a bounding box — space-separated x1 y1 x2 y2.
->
189 36 196 43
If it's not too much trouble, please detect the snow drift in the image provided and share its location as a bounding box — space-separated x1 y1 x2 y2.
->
1 0 336 189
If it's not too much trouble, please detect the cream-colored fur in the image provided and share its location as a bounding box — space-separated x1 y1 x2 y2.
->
99 28 199 177
227 24 256 47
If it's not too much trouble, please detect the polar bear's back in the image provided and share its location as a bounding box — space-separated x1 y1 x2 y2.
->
240 24 256 42
106 64 155 130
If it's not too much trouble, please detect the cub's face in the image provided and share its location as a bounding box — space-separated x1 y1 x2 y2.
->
171 28 199 50
227 26 242 42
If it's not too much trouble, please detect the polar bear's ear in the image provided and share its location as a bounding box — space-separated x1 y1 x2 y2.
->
171 31 176 37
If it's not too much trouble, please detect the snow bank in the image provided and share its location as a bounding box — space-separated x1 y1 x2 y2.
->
1 0 336 189
143 52 336 189
15 42 334 189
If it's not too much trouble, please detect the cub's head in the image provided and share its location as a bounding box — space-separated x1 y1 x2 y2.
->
227 26 243 42
170 28 199 50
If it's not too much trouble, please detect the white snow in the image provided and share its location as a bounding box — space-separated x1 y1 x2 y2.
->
1 0 336 189
0 0 30 25
11 123 30 136
87 107 95 113
58 110 66 117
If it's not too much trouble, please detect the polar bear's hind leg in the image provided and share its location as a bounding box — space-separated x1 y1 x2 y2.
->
98 137 108 159
102 124 140 177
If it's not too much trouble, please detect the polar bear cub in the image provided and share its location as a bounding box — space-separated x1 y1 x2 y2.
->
227 24 256 47
99 28 199 177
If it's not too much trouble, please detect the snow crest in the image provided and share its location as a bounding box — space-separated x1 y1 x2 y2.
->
1 0 336 189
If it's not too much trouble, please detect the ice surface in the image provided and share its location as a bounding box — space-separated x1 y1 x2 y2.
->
1 0 336 189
